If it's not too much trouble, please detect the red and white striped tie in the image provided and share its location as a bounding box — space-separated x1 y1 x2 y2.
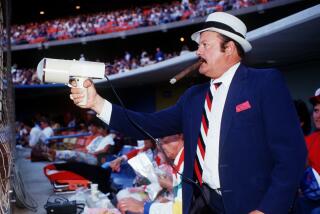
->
194 82 221 185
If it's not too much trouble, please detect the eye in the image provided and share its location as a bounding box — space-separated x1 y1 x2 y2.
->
203 42 208 48
198 42 208 49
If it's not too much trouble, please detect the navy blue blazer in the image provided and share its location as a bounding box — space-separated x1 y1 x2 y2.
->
109 64 307 214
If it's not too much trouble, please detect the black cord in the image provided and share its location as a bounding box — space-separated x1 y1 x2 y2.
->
104 75 219 213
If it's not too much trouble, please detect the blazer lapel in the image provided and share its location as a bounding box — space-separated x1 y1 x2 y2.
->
219 64 248 154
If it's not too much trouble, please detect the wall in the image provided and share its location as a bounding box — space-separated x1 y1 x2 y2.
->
282 60 320 109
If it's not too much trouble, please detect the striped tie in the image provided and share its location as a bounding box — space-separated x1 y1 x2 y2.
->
194 83 221 185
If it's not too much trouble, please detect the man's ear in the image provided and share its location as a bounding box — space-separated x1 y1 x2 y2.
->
225 41 238 56
225 41 235 55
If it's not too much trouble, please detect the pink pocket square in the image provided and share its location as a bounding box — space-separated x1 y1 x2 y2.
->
236 101 251 113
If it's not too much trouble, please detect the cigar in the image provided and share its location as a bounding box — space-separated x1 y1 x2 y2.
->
170 59 203 84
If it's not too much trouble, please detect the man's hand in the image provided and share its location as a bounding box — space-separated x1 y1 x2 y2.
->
117 197 144 214
158 174 173 191
109 157 124 172
249 210 264 214
70 79 104 114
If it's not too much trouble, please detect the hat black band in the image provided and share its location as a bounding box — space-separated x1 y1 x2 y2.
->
202 21 245 39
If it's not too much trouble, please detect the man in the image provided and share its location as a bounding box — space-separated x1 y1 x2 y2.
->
306 88 320 177
70 12 306 214
47 125 115 165
117 134 184 214
27 119 42 147
109 139 155 172
39 116 54 144
298 88 320 214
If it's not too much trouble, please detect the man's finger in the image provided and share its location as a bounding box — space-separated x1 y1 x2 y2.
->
71 95 84 103
71 87 84 94
83 79 93 88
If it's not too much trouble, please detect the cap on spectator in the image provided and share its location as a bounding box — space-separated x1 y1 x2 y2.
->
110 129 118 134
191 12 252 52
39 116 49 124
309 88 320 106
87 110 96 115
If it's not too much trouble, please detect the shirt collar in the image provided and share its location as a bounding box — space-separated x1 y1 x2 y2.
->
210 62 240 88
174 147 184 165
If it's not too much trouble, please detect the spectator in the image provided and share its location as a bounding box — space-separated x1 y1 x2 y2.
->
294 99 312 136
300 88 320 214
180 45 190 55
124 51 131 62
155 47 165 62
63 112 77 128
109 139 155 172
117 134 184 214
39 117 54 144
6 0 268 46
85 110 96 126
27 118 42 147
79 53 86 61
306 88 320 172
140 51 152 66
47 126 115 165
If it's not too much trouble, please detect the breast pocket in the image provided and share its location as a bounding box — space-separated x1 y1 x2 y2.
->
233 107 257 127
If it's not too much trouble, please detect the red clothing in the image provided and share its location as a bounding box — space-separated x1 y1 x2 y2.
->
126 146 150 160
305 131 320 173
125 147 164 166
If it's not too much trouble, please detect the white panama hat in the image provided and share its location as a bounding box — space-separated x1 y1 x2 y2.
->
191 12 252 53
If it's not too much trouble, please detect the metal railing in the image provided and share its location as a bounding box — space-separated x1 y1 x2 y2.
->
0 0 15 213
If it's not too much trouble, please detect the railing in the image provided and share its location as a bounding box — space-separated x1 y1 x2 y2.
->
0 0 15 213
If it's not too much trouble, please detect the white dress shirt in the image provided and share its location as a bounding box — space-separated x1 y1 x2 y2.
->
202 62 239 190
40 126 54 144
29 125 42 147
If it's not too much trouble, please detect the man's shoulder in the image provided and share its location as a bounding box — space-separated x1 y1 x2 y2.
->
185 82 209 94
31 126 41 133
245 65 281 77
240 65 284 86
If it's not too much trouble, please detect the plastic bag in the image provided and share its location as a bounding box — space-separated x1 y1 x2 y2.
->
128 152 162 200
301 167 320 200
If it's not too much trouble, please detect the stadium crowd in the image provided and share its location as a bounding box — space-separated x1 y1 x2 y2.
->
7 0 271 46
12 47 184 85
16 110 186 212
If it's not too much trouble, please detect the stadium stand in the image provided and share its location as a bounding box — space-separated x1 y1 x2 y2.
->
7 0 271 46
10 0 320 213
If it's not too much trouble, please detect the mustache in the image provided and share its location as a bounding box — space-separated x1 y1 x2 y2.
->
170 58 204 84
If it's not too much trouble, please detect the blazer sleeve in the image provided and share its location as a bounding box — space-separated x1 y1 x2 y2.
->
257 69 307 213
108 91 186 140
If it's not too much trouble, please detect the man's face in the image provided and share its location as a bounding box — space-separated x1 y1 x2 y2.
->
144 139 154 149
86 114 94 122
40 121 47 129
313 103 320 130
196 31 227 79
89 124 98 134
160 135 182 160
